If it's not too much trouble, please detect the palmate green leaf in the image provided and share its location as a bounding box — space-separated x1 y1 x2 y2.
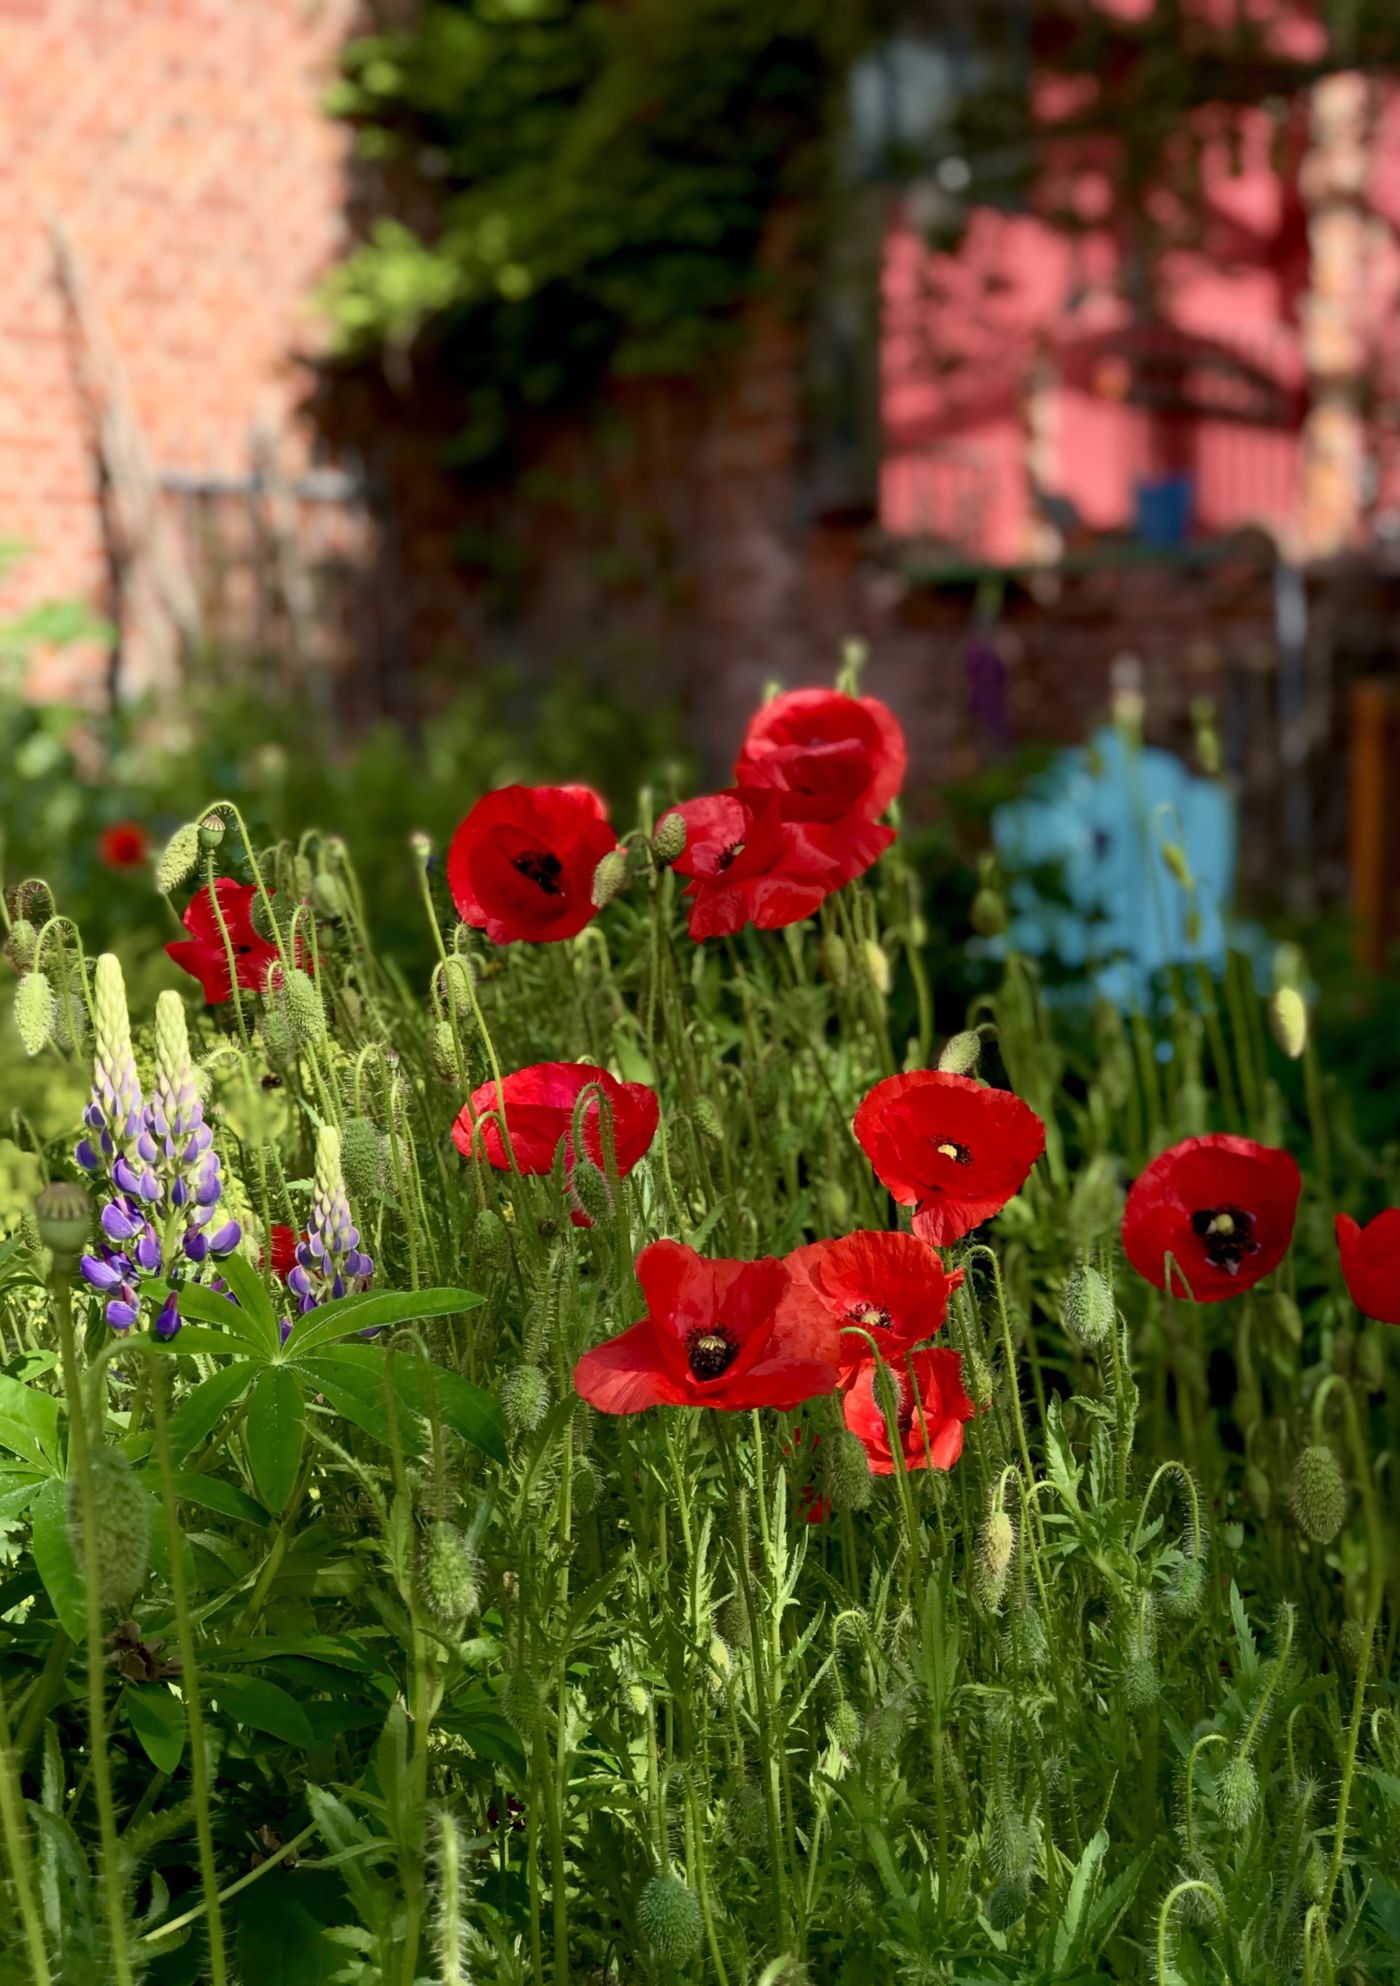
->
245 1368 306 1512
280 1284 482 1358
123 1682 186 1775
163 1363 254 1463
171 1280 277 1361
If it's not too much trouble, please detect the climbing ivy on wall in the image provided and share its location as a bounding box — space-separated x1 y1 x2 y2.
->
323 0 869 468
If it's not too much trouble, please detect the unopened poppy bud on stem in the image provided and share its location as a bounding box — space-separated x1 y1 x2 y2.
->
820 1425 873 1512
1062 1263 1114 1351
15 970 55 1055
637 1873 703 1967
937 1029 982 1076
282 967 325 1046
7 917 37 970
1267 986 1308 1060
1290 1443 1346 1543
419 1521 478 1625
651 812 687 868
471 1206 510 1277
1216 1755 1259 1832
590 847 629 909
156 822 202 894
501 1363 551 1433
571 1157 613 1227
970 887 1006 937
862 939 891 996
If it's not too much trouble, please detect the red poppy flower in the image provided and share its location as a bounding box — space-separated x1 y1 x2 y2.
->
1334 1210 1400 1326
452 1063 659 1219
1121 1134 1301 1302
573 1238 841 1414
735 688 907 821
98 821 150 872
787 1229 966 1384
843 1346 974 1475
661 789 889 940
854 1071 1046 1247
165 880 282 1005
447 785 618 946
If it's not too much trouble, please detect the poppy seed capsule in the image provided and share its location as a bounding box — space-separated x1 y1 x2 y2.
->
15 971 55 1056
1290 1444 1346 1543
33 1181 91 1265
7 917 37 970
65 1449 151 1614
651 812 687 868
637 1873 703 1967
590 848 628 910
198 812 226 851
937 1029 982 1076
419 1521 478 1625
156 822 202 894
1215 1756 1259 1833
820 1426 873 1512
1062 1263 1115 1351
970 887 1007 937
501 1364 551 1434
1267 987 1308 1061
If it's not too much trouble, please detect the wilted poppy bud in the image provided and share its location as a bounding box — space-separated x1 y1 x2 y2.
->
501 1364 551 1434
419 1522 478 1625
651 812 687 867
281 967 325 1046
6 917 37 970
590 848 629 910
1289 1444 1346 1543
970 887 1006 937
820 1425 873 1512
637 1874 703 1967
862 940 892 996
1062 1263 1114 1351
1267 987 1307 1061
471 1206 510 1278
34 1181 90 1265
818 932 849 989
156 822 202 894
66 1449 151 1613
937 1030 981 1076
198 812 226 852
571 1158 613 1228
1215 1755 1259 1832
15 971 55 1056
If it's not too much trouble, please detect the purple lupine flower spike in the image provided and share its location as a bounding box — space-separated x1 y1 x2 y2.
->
292 1126 375 1321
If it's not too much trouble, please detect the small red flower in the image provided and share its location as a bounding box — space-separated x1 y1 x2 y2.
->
1334 1210 1400 1326
447 785 618 945
854 1071 1046 1247
573 1239 841 1415
787 1229 965 1384
1121 1134 1302 1302
735 688 907 822
98 821 150 872
843 1346 974 1475
165 881 281 1005
662 789 890 941
452 1063 659 1217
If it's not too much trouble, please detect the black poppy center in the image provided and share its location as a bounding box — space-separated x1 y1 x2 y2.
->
687 1327 740 1382
934 1138 974 1167
513 850 565 896
847 1303 892 1332
717 841 746 872
1190 1203 1259 1273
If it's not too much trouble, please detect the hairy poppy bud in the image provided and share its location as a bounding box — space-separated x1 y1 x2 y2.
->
987 1874 1031 1930
1004 1604 1048 1670
1121 1656 1159 1710
471 1207 509 1277
571 1158 613 1228
1162 1554 1206 1620
1062 1263 1114 1351
625 1679 650 1717
818 932 849 989
590 848 628 910
1215 1756 1259 1833
1338 1618 1367 1672
7 917 37 970
1290 1444 1346 1543
15 971 55 1056
830 1697 860 1754
651 812 687 868
571 1453 601 1515
937 1029 981 1076
435 956 476 1025
862 940 892 996
430 1020 460 1083
198 812 226 852
820 1426 873 1512
637 1873 703 1967
861 1700 904 1764
311 873 344 921
419 1521 478 1625
501 1364 551 1434
694 1096 723 1146
340 1116 384 1203
281 968 325 1046
500 1668 543 1733
963 1344 994 1411
705 1633 732 1697
970 887 1006 937
261 1005 294 1068
726 1782 766 1848
1267 987 1308 1061
980 1508 1016 1584
1271 1290 1302 1345
1243 1463 1272 1519
156 822 202 894
66 1449 151 1614
34 1181 90 1266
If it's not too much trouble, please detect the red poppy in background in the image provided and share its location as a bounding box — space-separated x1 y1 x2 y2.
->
98 821 150 872
447 785 618 945
573 1238 841 1414
787 1229 965 1383
1334 1209 1400 1326
843 1346 974 1475
1122 1134 1301 1301
854 1070 1046 1247
264 1225 300 1280
735 688 907 822
661 789 889 940
784 1425 830 1524
165 880 281 1005
453 1061 659 1194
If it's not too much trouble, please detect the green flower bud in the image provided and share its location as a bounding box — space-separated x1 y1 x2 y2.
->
589 848 628 910
861 1699 905 1763
1121 1656 1159 1710
1062 1263 1115 1351
1162 1554 1206 1621
198 812 226 851
33 1181 91 1266
7 917 37 970
261 1004 294 1067
501 1364 551 1434
471 1207 510 1279
1271 1290 1303 1345
435 956 476 1024
341 1116 384 1203
970 887 1006 938
1160 841 1192 887
419 1521 478 1625
694 1096 723 1146
1003 1604 1048 1670
820 1426 873 1513
1355 1328 1385 1395
862 939 891 996
65 1449 151 1614
829 1698 860 1753
651 812 687 867
1338 1618 1368 1673
571 1453 601 1516
992 1805 1036 1884
937 1029 982 1076
1267 987 1308 1061
1243 1463 1272 1519
1215 1756 1259 1833
570 1158 613 1228
980 1508 1015 1584
430 1019 460 1083
986 1874 1031 1930
818 931 849 989
725 1782 766 1848
963 1344 995 1411
1304 1844 1327 1902
1290 1444 1346 1544
705 1633 733 1697
156 822 202 894
500 1668 543 1733
311 873 344 921
281 968 325 1045
637 1873 703 1967
15 971 55 1056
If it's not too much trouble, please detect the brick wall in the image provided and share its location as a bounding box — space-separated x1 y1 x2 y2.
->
0 0 355 700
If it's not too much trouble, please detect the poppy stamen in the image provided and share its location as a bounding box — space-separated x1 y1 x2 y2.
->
847 1303 892 1331
935 1140 974 1166
512 850 565 896
687 1327 740 1381
717 841 746 872
1190 1203 1259 1272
